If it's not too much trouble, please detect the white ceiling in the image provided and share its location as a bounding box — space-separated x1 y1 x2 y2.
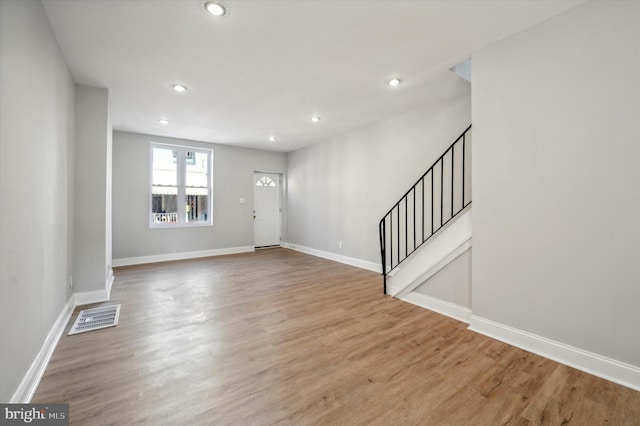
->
43 0 583 152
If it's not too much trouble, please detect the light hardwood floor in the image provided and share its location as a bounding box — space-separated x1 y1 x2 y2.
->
34 248 640 425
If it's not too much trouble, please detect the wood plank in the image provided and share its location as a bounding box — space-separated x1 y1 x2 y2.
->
33 248 640 424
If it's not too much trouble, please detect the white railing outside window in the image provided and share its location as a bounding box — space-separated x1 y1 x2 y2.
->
152 212 178 224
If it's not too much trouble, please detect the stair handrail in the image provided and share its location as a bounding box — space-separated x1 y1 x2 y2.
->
379 124 472 294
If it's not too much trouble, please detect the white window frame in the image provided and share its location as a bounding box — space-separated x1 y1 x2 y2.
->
149 142 213 228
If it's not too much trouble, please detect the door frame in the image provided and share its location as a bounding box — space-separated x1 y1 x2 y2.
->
253 171 284 248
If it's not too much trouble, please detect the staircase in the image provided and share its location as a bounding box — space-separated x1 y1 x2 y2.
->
379 125 472 295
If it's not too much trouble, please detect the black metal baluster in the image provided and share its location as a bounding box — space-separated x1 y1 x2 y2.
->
396 205 400 267
462 134 465 207
431 169 434 235
440 157 444 227
379 219 386 293
412 190 416 251
390 213 393 269
421 177 425 244
405 197 408 260
451 145 455 219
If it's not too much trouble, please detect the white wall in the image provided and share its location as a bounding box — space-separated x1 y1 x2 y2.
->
112 131 286 260
73 84 112 294
472 1 640 366
286 94 471 264
0 0 75 402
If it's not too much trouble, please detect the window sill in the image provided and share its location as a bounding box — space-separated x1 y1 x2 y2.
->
149 221 213 229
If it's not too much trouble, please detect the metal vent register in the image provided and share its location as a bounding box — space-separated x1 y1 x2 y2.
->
68 304 121 335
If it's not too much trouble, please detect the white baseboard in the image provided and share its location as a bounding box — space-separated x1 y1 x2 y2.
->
282 242 381 273
402 292 471 324
112 246 255 267
10 296 75 403
469 315 640 392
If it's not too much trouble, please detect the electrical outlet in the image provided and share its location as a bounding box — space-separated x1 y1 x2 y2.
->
339 241 343 249
69 275 74 289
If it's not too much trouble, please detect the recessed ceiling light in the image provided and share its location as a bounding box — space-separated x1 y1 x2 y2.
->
172 84 187 92
205 2 226 16
269 136 277 142
387 78 402 87
311 116 321 123
158 119 170 125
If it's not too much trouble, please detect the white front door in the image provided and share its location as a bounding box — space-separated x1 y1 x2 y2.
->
253 172 281 248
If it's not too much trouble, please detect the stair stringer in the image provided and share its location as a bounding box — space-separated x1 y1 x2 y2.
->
387 208 472 299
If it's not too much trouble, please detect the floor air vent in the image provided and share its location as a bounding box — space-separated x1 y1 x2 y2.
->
68 304 121 335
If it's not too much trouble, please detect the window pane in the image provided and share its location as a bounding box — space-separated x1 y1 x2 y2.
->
186 151 208 188
152 147 177 186
151 147 178 224
185 151 209 223
185 194 208 223
151 193 178 224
